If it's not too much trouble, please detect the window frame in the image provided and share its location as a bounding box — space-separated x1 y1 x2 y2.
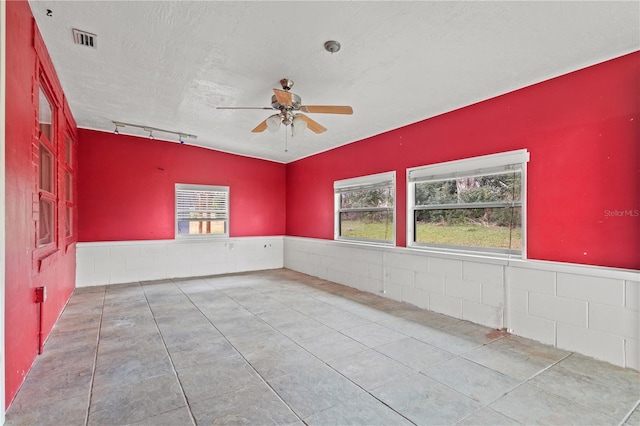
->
62 128 76 244
175 183 230 239
407 150 529 257
334 171 396 245
35 82 58 256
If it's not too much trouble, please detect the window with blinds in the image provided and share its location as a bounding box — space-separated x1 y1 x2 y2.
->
334 171 395 244
175 184 229 238
407 150 529 256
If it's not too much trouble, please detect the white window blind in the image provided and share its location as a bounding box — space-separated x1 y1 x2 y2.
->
334 171 395 192
175 184 229 238
408 150 530 182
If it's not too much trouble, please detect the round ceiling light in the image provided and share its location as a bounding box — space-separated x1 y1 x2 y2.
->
324 40 341 53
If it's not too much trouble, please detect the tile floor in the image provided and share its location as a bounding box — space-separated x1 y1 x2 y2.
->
5 268 640 426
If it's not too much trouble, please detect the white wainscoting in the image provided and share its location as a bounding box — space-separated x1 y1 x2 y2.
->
283 236 639 370
76 236 283 287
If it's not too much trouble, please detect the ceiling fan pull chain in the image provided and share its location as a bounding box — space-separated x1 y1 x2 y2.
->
285 128 288 153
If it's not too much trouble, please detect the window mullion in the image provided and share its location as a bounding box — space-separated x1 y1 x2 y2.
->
415 201 522 210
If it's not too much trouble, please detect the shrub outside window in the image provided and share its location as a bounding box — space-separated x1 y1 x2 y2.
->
334 171 395 244
176 184 229 238
407 150 529 256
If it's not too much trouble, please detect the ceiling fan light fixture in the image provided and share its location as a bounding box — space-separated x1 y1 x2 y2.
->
218 79 351 135
292 115 307 136
266 114 281 132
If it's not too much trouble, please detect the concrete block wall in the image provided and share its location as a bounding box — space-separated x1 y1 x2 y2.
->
284 236 639 370
507 263 639 370
76 236 283 287
284 237 508 329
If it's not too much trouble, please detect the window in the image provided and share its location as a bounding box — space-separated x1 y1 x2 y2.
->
37 86 56 249
176 184 229 238
63 132 75 240
334 171 395 244
38 86 54 142
408 150 529 256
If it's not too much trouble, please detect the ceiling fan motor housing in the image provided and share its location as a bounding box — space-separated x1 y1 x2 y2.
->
271 93 302 111
280 79 294 91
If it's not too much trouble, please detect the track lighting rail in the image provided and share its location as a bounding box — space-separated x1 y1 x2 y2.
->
112 121 197 144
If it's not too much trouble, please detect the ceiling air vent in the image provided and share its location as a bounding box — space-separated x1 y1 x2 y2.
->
72 29 97 49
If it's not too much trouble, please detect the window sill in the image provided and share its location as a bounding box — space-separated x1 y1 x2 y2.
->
335 237 395 247
406 243 521 264
32 246 60 274
175 235 230 241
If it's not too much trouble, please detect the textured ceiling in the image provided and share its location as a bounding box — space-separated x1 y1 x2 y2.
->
29 1 639 163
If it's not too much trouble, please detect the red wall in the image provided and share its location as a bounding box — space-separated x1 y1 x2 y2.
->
5 1 77 407
77 130 286 241
286 52 640 270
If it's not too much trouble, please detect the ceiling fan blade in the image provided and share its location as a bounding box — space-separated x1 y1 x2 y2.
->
300 105 353 114
297 114 327 134
252 119 268 133
273 89 293 106
216 107 273 110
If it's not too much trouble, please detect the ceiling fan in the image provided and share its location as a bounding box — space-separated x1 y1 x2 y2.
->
216 79 353 134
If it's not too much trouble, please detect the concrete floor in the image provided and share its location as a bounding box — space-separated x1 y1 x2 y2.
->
6 268 640 425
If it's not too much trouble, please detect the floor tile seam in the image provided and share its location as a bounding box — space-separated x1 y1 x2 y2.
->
619 399 640 426
273 327 423 424
418 353 537 415
174 281 306 425
486 349 623 423
283 303 361 335
414 365 519 409
454 406 521 426
180 277 417 424
368 343 452 372
512 379 622 424
373 317 445 337
272 351 418 426
304 391 418 426
84 285 107 426
141 284 197 426
525 374 633 422
361 377 423 425
470 351 574 419
372 321 475 358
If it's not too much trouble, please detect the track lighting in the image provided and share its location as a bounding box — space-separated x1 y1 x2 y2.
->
111 121 197 144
